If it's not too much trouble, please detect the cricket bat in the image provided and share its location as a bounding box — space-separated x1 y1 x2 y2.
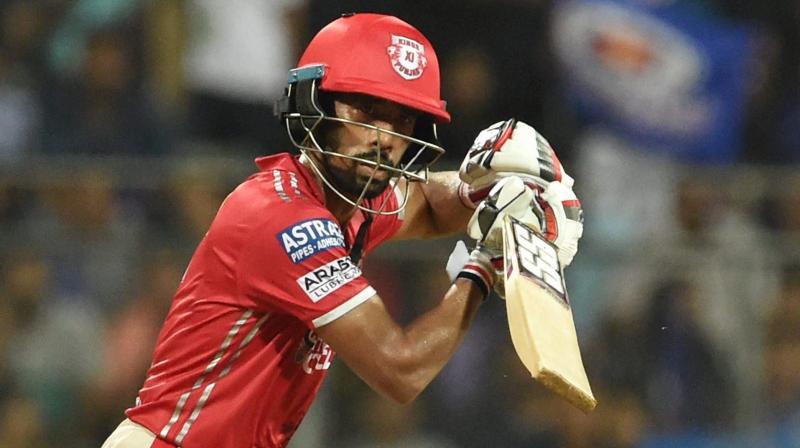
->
502 215 597 413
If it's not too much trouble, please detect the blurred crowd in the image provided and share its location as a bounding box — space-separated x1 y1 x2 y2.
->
0 0 798 447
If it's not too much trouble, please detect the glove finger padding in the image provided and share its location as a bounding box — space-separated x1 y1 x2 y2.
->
467 176 542 249
459 173 549 211
459 119 571 192
459 119 516 189
539 180 584 267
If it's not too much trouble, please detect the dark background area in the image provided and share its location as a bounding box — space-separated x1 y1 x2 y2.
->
0 1 799 447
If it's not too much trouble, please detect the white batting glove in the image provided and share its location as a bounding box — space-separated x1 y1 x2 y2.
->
449 181 583 301
458 119 574 210
457 118 584 267
458 176 544 299
467 176 542 247
539 181 583 267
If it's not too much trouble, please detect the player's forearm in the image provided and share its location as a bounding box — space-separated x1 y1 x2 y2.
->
385 278 483 402
317 279 484 404
410 171 473 238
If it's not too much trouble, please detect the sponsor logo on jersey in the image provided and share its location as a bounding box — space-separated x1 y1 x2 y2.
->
297 257 361 302
387 35 427 80
278 219 345 263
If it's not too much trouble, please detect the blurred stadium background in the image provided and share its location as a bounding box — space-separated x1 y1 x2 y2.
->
0 0 798 447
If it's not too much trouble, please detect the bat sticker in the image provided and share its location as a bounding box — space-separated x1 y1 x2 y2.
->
510 219 569 306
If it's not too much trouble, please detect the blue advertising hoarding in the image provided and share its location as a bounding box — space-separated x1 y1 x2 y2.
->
552 0 757 164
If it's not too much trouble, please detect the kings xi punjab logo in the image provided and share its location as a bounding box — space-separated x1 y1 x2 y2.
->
387 35 427 80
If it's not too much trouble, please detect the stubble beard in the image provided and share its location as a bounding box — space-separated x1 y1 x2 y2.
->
321 152 393 200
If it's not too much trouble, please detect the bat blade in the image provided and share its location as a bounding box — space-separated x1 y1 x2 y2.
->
502 216 597 413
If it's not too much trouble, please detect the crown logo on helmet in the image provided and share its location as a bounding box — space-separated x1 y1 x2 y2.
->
387 35 428 80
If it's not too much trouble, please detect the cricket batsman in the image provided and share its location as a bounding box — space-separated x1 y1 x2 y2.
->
102 12 583 447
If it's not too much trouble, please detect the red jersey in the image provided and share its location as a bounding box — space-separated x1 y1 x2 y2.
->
127 154 404 447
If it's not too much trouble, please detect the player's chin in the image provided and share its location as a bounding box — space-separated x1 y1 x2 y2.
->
356 176 391 199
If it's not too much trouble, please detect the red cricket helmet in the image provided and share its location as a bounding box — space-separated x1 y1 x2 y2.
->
298 13 450 123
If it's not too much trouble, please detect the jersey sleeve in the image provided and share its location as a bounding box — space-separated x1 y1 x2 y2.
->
237 203 376 328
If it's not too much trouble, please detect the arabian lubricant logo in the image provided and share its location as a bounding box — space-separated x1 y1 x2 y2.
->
387 35 427 80
296 257 361 302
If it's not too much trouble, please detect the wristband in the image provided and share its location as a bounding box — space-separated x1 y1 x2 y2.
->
458 181 497 210
458 181 478 210
456 271 490 299
456 258 494 300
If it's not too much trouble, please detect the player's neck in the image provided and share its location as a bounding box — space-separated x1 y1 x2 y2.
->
324 189 360 224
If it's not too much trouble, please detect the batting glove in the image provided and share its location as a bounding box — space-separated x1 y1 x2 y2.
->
458 119 573 209
448 176 543 299
457 118 583 267
540 181 583 267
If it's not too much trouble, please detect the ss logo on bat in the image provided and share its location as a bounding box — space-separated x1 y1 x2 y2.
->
513 222 568 304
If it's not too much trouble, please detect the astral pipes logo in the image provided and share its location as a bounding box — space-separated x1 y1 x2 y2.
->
278 219 345 263
387 35 427 80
